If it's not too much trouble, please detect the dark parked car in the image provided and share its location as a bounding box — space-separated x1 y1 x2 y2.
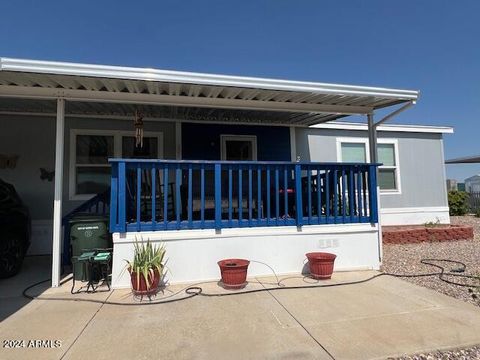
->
0 178 31 278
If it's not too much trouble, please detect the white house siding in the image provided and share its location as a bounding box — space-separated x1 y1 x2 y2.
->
0 115 56 254
111 223 380 288
295 128 450 225
0 115 56 219
1 113 450 256
0 114 176 254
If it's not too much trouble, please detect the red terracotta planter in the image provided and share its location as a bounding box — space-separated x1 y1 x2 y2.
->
218 259 250 289
130 269 161 296
306 252 337 279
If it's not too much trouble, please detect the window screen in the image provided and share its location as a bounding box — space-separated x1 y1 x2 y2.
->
341 143 366 163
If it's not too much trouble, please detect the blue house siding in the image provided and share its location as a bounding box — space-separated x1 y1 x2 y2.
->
181 123 291 161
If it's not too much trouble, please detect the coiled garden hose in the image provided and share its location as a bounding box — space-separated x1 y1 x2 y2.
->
21 258 480 306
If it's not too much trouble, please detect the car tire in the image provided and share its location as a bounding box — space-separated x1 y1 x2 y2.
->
0 231 26 278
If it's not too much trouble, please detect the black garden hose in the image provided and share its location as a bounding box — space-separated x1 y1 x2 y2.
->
21 258 480 306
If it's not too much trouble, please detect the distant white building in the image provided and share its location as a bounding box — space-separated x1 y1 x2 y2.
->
465 175 480 193
446 179 458 191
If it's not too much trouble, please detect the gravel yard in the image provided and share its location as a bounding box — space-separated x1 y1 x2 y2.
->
382 216 480 306
388 346 480 360
383 216 480 360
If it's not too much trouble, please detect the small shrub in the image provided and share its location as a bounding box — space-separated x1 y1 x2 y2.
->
425 218 441 227
448 190 469 216
475 209 480 218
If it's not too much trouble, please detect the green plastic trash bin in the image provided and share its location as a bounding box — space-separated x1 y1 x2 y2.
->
69 214 110 280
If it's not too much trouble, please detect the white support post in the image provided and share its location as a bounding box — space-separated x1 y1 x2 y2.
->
175 121 182 160
51 98 65 287
367 113 377 163
367 113 383 265
289 126 297 161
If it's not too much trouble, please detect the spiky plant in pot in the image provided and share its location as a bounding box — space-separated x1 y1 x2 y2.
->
124 239 166 296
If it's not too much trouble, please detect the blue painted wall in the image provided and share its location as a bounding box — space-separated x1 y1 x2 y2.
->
182 123 291 161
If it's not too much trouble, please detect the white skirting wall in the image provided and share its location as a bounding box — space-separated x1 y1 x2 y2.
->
380 206 450 226
111 223 380 289
28 220 54 255
26 206 448 259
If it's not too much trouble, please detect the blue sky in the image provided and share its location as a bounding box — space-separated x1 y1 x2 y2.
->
1 0 479 181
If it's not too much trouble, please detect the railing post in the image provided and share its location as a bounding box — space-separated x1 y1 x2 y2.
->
118 161 127 233
109 162 119 232
175 167 181 229
215 163 222 230
295 164 303 227
136 167 141 231
151 165 156 229
368 164 379 224
163 166 169 230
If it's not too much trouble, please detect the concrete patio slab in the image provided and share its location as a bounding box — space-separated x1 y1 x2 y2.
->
260 275 480 359
0 295 108 360
0 256 51 322
2 258 480 360
63 291 331 360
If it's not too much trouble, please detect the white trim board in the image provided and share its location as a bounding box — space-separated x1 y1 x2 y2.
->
0 111 313 128
312 121 453 134
0 111 452 134
380 206 450 225
114 222 378 244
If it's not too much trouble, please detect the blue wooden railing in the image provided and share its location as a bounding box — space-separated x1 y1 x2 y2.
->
109 159 379 233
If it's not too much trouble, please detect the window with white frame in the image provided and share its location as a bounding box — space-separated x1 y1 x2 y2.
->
220 135 257 161
377 143 398 191
337 138 400 193
70 130 163 200
74 134 114 196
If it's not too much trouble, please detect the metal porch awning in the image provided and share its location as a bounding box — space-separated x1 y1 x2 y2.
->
446 155 480 164
0 57 419 126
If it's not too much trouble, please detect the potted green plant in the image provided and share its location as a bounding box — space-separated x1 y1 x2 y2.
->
124 240 166 296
